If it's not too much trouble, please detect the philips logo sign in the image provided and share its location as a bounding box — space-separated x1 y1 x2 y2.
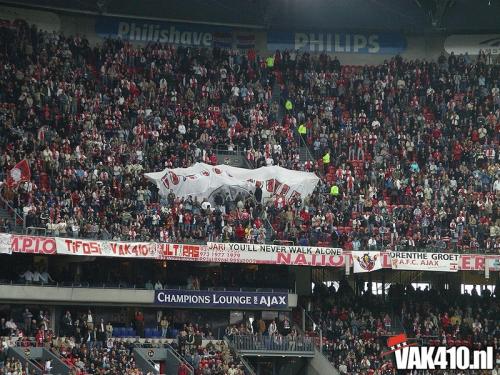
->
383 334 494 370
267 30 406 55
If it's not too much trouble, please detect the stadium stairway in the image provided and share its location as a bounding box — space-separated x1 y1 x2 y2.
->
0 188 24 233
7 346 72 375
223 337 257 375
272 82 284 123
299 145 314 164
133 345 195 375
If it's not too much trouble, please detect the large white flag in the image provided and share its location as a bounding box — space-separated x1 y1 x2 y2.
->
353 251 382 273
144 163 319 204
0 233 11 255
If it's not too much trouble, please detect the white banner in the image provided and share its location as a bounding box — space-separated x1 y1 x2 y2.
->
55 238 160 259
486 257 500 271
144 163 319 203
389 251 459 272
353 251 382 273
0 233 12 255
3 234 499 272
208 242 342 256
205 242 343 266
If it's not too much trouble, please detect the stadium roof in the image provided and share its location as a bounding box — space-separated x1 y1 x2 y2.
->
1 0 500 33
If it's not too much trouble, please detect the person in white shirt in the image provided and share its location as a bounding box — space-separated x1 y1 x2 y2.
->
86 310 94 330
154 281 163 290
32 270 42 283
5 319 17 332
494 178 500 193
45 360 52 373
268 320 277 336
20 270 33 283
368 237 377 249
40 271 54 284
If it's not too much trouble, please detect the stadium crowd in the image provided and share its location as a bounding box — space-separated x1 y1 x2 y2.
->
1 283 498 374
0 306 249 375
310 280 499 374
0 22 499 253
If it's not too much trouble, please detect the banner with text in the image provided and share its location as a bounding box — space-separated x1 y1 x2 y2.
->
206 242 343 266
267 30 406 54
3 235 500 272
154 289 288 310
390 251 459 272
55 238 160 258
95 16 257 50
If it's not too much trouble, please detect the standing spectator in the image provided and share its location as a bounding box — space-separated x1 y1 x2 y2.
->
135 310 144 337
96 318 106 349
22 308 33 335
61 311 73 337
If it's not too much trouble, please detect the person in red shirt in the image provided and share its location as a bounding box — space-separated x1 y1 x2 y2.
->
35 328 44 347
235 224 245 241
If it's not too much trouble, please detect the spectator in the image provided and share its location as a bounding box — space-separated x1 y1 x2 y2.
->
22 308 33 335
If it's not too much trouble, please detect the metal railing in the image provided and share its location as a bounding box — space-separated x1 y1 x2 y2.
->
224 336 257 375
0 187 25 230
228 334 314 353
166 343 195 375
297 131 315 162
24 227 47 236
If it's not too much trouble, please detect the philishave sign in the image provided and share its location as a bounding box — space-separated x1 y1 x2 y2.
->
267 30 406 54
95 16 232 47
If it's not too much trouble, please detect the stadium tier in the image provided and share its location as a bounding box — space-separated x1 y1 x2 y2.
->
0 1 499 375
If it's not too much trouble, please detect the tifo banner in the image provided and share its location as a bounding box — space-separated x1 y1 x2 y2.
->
267 30 406 54
11 235 57 255
159 242 343 266
154 289 288 310
353 251 382 273
0 233 11 255
444 34 500 55
56 238 160 258
206 242 343 266
2 235 500 272
390 251 459 272
145 163 319 204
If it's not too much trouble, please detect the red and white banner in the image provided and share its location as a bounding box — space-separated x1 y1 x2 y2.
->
158 242 344 267
11 235 57 255
1 235 499 272
56 238 160 259
353 251 383 273
0 233 11 255
389 251 459 272
145 162 319 204
6 159 31 188
207 242 342 256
